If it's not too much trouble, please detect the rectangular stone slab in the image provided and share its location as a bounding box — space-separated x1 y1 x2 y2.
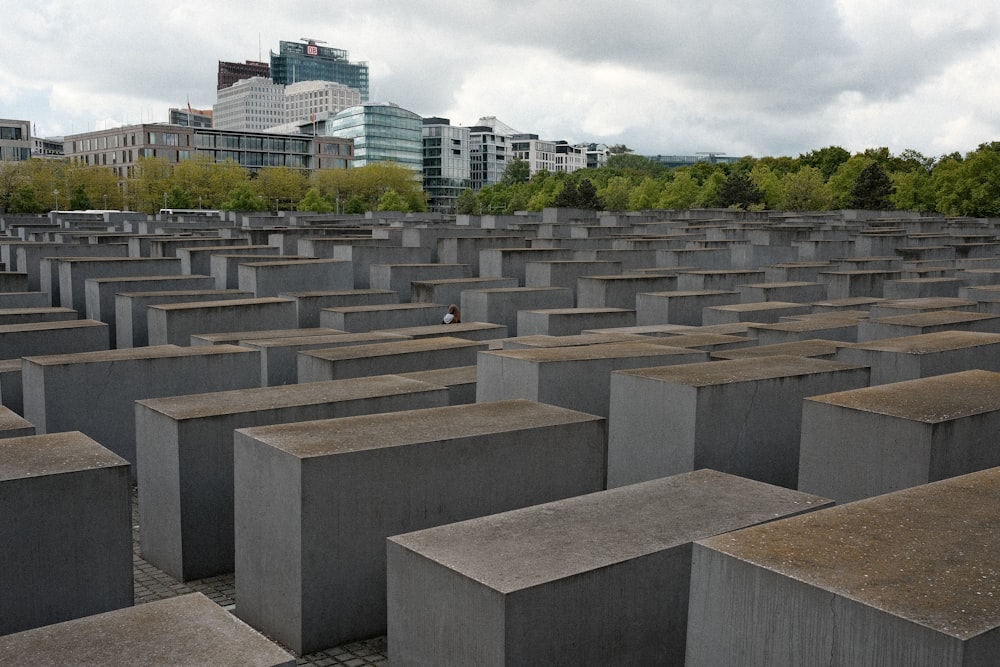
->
687 467 1000 666
387 469 832 666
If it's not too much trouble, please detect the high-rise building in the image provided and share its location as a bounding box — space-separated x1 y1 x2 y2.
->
217 60 270 90
0 119 31 162
468 116 517 189
213 77 286 131
554 141 587 173
422 117 471 213
270 40 369 101
284 80 362 125
324 102 422 170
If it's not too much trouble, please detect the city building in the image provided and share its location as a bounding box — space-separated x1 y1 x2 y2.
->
284 80 362 125
422 117 471 213
554 141 587 173
0 119 32 162
217 60 270 90
212 77 286 131
32 136 65 159
324 102 422 170
270 39 369 102
169 107 213 129
511 134 556 176
586 143 610 170
468 116 517 189
63 123 353 184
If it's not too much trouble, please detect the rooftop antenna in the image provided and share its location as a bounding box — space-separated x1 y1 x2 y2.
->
300 37 327 44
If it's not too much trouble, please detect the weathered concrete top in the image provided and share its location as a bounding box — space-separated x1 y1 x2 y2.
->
375 322 506 337
305 336 486 361
705 301 810 314
149 297 294 312
397 365 477 385
116 289 246 298
389 469 831 593
190 327 342 345
784 309 869 321
869 309 999 326
0 431 128 480
579 324 698 336
640 289 738 297
847 330 1000 354
615 355 866 387
324 302 444 313
137 375 443 420
503 333 646 349
696 467 1000 639
811 297 883 309
806 369 1000 422
712 339 847 360
740 281 824 289
646 333 755 348
240 258 347 267
485 341 707 362
0 319 105 334
22 344 253 366
0 593 295 666
523 307 633 316
750 318 860 333
0 406 31 431
239 331 407 349
235 399 603 458
277 288 396 298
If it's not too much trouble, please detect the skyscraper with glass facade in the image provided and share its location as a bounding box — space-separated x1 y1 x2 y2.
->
422 118 471 213
324 103 422 171
270 40 369 102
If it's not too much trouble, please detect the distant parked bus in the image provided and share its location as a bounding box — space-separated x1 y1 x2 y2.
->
159 209 223 216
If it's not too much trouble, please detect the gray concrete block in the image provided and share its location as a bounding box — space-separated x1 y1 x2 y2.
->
0 593 295 666
575 273 678 309
857 310 1000 342
0 306 77 325
318 302 446 333
234 399 607 654
409 276 517 306
517 307 636 336
836 330 1000 385
397 365 477 405
57 257 183 315
22 345 261 467
238 258 353 297
477 341 708 418
0 404 33 437
635 290 741 326
369 263 471 301
0 319 109 360
799 370 1000 502
136 375 450 580
461 286 574 337
277 289 399 328
147 298 298 346
702 301 813 326
687 468 1000 666
388 469 832 666
85 275 218 343
0 431 131 635
298 336 487 382
115 289 253 348
606 355 870 488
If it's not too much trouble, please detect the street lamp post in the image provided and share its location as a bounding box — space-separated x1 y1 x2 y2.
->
103 194 108 209
163 192 168 210
53 189 59 211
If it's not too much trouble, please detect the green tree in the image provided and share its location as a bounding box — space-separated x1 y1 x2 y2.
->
297 188 333 213
749 163 782 209
600 176 631 211
69 183 92 210
715 173 765 210
221 181 267 211
254 166 308 211
377 188 407 212
7 184 43 214
344 195 367 214
850 162 894 209
778 166 831 211
658 171 700 209
455 188 479 215
628 177 662 210
799 146 851 180
501 157 530 185
827 155 874 208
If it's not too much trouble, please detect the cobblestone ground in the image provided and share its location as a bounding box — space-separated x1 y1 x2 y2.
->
131 489 388 665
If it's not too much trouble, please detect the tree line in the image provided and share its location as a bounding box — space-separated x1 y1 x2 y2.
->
459 143 1000 217
0 156 427 215
4 142 1000 217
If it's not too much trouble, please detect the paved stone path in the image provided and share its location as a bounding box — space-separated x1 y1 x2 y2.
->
131 489 388 665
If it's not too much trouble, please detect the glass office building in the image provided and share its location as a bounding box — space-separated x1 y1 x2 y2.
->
422 117 471 213
270 40 369 102
325 103 422 171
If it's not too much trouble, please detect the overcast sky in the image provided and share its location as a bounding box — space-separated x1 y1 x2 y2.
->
3 1 1000 159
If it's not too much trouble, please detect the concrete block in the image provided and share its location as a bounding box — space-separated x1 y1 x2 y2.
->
84 275 219 343
478 247 577 285
867 297 978 319
318 302 446 333
576 274 678 309
857 310 1000 342
234 399 607 654
525 260 622 303
239 331 409 386
0 359 23 414
387 469 832 667
477 341 709 418
0 291 51 309
711 338 848 361
238 258 353 297
115 289 253 348
329 244 433 288
277 289 399 328
22 345 261 467
461 287 574 337
375 321 508 342
0 593 295 666
0 404 34 437
748 317 860 344
799 370 1000 502
687 468 1000 666
57 257 183 315
298 336 487 382
635 290 741 326
837 331 1000 385
147 298 298 346
517 307 636 336
676 269 766 291
737 281 829 303
188 327 338 347
176 243 270 275
369 263 471 301
136 375 450 580
409 277 518 306
397 365 477 405
820 269 902 299
883 277 963 299
0 431 131 634
0 306 77 325
606 355 870 488
209 253 297 289
702 300 812 326
0 319 109 360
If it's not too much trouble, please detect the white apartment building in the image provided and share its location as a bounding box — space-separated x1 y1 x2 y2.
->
284 80 362 125
511 134 556 176
212 77 286 131
555 141 587 173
